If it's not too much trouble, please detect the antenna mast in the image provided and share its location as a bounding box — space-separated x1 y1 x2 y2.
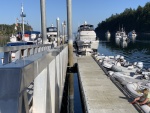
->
20 3 26 41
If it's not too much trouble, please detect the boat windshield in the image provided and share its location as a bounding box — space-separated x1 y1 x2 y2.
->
78 24 94 31
47 27 57 32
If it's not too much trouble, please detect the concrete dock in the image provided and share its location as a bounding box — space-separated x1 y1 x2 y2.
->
77 56 138 113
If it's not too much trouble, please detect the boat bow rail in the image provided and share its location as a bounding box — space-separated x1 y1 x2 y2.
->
0 44 68 113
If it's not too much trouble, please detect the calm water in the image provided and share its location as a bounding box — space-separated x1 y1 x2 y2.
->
98 34 150 69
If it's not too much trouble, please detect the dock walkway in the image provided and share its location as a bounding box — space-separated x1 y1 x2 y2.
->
77 56 138 113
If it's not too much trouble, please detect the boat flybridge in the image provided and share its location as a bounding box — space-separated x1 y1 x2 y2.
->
75 21 99 56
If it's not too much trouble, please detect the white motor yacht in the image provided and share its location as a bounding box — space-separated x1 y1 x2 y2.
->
115 27 128 41
75 21 99 55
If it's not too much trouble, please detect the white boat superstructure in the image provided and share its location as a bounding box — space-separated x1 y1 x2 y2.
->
10 34 17 42
75 21 99 55
115 27 128 41
115 31 121 39
47 24 57 41
46 24 58 47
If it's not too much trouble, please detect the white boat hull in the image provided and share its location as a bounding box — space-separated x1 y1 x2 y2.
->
91 40 99 50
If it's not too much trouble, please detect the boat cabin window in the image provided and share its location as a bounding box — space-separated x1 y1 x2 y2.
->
47 27 57 32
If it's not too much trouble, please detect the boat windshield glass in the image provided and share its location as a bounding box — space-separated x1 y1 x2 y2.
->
47 27 57 32
78 25 94 31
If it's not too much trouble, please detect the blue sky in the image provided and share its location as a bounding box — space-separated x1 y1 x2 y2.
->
0 0 149 32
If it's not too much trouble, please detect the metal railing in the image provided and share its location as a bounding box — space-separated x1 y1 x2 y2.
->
0 44 68 113
0 44 52 64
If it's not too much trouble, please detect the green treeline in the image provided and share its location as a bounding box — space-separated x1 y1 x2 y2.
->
95 2 150 35
0 24 32 36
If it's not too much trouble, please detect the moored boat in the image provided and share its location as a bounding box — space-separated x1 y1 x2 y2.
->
128 30 137 38
115 26 128 41
105 30 111 38
126 82 150 98
75 21 99 56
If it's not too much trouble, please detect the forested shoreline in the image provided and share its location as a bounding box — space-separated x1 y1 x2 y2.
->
95 2 150 37
0 23 32 36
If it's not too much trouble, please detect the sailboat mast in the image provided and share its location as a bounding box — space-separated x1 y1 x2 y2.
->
20 4 26 40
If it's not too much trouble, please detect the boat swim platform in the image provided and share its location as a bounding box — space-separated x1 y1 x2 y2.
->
77 56 139 113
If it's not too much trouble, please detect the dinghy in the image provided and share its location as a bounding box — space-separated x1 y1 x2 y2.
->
126 82 150 98
111 71 150 85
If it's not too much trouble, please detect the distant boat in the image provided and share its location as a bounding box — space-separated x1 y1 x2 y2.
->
6 4 42 62
105 30 111 38
75 21 99 55
10 4 42 44
115 31 121 39
46 24 58 47
115 27 128 41
128 30 137 38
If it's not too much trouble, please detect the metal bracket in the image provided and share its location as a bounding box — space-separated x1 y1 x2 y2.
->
67 63 77 73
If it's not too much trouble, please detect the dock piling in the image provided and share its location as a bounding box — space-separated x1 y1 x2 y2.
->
56 17 60 46
40 0 47 44
66 0 74 112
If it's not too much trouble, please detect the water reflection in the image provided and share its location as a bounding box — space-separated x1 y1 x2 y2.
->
99 34 150 68
106 36 110 42
115 38 128 48
120 41 128 48
115 38 120 46
129 36 136 43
